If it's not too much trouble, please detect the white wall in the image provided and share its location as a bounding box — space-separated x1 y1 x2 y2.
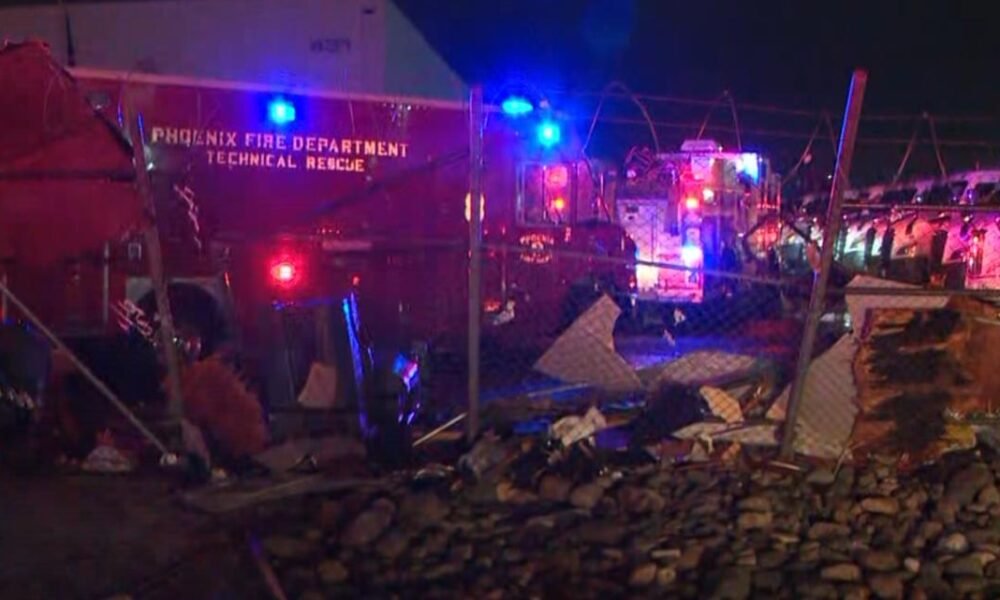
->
0 0 465 100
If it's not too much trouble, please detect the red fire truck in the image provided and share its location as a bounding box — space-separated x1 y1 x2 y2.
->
0 42 633 409
612 140 782 328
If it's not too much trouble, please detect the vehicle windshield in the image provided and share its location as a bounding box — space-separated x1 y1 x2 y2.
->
972 182 1000 205
881 188 917 205
922 182 966 204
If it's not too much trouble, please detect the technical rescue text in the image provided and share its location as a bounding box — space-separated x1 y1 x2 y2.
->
149 127 409 174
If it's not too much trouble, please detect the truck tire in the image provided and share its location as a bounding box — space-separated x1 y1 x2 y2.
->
138 284 227 360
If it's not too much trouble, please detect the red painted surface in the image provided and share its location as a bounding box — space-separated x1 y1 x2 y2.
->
1 42 633 350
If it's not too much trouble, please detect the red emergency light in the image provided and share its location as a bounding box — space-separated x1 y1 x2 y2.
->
268 255 301 288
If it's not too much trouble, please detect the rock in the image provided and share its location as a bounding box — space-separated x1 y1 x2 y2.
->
538 475 573 503
651 547 682 561
375 530 409 560
629 563 657 587
569 483 604 510
317 560 349 585
830 466 855 497
978 485 1000 506
736 549 756 567
712 567 752 600
618 486 666 514
951 575 985 595
758 550 788 569
868 573 904 599
341 499 395 546
656 566 677 587
738 495 771 512
502 548 524 563
807 468 836 486
808 521 851 540
902 489 929 511
424 561 463 581
262 535 315 560
944 555 984 577
575 521 626 546
317 500 342 530
821 563 862 582
399 492 450 528
985 559 1000 578
969 550 997 566
841 584 871 600
677 543 705 571
904 557 921 573
450 543 474 563
771 531 800 545
860 497 900 516
737 511 773 530
799 541 821 563
936 532 969 554
861 550 899 572
797 581 839 598
754 570 783 592
857 472 878 494
946 462 992 506
917 520 944 542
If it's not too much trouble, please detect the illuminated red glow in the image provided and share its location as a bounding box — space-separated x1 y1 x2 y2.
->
684 196 700 211
545 165 569 188
552 197 567 211
268 255 301 288
270 261 296 282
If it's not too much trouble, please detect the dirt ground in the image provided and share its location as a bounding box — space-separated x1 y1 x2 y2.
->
0 471 265 600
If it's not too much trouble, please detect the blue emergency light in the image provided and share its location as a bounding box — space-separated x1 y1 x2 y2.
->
268 97 296 125
536 120 561 148
501 95 534 117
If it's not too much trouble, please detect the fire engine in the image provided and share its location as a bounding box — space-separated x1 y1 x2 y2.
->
0 42 633 411
611 139 781 323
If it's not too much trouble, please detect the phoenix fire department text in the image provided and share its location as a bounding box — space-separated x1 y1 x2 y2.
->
149 126 409 173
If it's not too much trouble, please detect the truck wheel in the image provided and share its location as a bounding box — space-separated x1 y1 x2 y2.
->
138 284 227 360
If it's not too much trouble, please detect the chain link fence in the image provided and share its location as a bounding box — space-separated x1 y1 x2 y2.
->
458 171 1000 466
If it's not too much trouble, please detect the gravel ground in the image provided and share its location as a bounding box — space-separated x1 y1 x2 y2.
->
0 472 262 599
252 448 1000 599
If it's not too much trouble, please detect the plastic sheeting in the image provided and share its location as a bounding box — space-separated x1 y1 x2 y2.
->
534 295 643 392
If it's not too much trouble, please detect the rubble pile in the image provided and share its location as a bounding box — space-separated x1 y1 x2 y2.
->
254 448 1000 599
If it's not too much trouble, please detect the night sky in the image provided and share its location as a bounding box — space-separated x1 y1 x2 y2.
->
399 0 1000 184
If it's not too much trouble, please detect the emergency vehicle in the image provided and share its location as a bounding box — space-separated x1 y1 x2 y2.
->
792 170 1000 291
0 42 633 409
613 140 781 307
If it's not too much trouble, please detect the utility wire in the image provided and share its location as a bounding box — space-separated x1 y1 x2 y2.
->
549 87 1000 124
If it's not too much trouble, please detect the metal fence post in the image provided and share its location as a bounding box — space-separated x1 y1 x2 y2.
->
780 69 868 459
467 86 484 441
126 105 186 423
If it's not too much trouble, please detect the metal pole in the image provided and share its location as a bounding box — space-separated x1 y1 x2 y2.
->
126 105 186 422
0 279 170 455
467 85 484 441
1 270 7 321
101 242 110 329
780 69 868 459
